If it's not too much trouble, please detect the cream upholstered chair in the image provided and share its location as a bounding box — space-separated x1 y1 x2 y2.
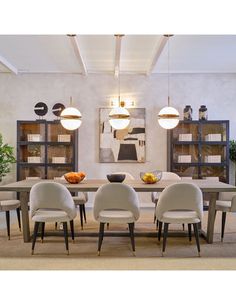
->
215 192 236 242
73 192 88 229
156 182 203 256
93 183 140 255
152 172 181 224
106 172 135 229
56 176 88 230
29 181 77 255
0 192 21 240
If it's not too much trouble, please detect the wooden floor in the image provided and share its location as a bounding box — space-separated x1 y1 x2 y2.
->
0 207 236 269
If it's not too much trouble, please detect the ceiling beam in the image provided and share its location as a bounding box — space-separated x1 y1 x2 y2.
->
146 36 168 75
68 35 88 76
0 54 18 74
114 34 124 77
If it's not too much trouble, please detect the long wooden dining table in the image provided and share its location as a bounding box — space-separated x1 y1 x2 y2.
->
0 178 236 244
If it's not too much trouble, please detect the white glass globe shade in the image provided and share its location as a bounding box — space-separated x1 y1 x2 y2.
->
158 106 180 129
109 107 130 130
60 107 82 130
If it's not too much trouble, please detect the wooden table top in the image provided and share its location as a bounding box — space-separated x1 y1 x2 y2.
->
0 179 236 193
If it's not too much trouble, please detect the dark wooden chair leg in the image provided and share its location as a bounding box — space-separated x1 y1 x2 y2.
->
98 222 105 255
221 212 227 242
5 211 10 240
55 222 58 230
41 222 45 243
63 222 69 255
31 221 40 254
107 223 109 229
79 205 84 230
188 223 192 242
156 219 159 230
82 204 87 223
128 222 135 253
70 220 75 242
153 203 157 223
16 208 21 231
162 223 169 256
182 224 185 231
193 223 201 256
158 221 163 242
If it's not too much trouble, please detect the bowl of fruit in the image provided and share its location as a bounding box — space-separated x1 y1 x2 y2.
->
140 170 162 184
64 172 86 184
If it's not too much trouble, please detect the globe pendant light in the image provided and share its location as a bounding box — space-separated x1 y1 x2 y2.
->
158 35 179 130
60 97 82 130
109 35 130 130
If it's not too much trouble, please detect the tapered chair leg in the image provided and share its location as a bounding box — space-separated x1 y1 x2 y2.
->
82 204 87 223
31 221 40 254
70 220 75 242
98 222 105 256
156 219 159 230
5 211 10 240
79 205 84 230
158 221 163 242
128 222 135 254
153 203 157 223
221 212 227 242
188 223 192 242
63 222 69 255
55 222 58 230
41 222 45 243
182 224 185 231
107 223 109 229
162 223 169 256
16 208 21 231
193 223 201 256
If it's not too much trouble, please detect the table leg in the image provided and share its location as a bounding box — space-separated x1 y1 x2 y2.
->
20 192 31 243
206 192 217 244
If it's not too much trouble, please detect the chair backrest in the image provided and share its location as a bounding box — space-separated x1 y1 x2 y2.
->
156 182 203 221
112 172 135 181
161 172 181 180
93 183 140 221
219 192 236 201
29 181 76 219
0 192 16 201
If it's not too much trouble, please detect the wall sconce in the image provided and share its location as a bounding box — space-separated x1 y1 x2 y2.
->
110 98 135 108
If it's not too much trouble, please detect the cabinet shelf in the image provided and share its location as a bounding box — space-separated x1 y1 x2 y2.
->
17 120 78 180
168 120 229 182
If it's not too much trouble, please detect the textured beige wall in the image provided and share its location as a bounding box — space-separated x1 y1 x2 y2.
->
0 73 236 205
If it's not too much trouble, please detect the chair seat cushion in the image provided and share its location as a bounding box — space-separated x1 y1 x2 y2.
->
73 193 87 205
98 210 135 224
31 209 71 222
0 200 20 211
159 210 200 224
216 200 231 212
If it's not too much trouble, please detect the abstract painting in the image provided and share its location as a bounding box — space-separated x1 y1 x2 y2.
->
99 108 146 163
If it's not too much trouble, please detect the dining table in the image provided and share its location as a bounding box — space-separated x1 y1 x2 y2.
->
0 178 236 243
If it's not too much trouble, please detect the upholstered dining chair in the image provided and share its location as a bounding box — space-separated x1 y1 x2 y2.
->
93 183 140 256
29 181 77 255
55 176 88 230
156 182 203 256
0 192 21 240
215 191 236 242
152 172 181 225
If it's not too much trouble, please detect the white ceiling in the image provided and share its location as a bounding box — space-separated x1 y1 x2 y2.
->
0 35 236 75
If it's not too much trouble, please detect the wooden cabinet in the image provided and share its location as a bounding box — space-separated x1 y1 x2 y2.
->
168 120 229 182
17 120 78 180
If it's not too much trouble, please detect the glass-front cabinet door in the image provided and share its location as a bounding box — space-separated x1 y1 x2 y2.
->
17 120 78 180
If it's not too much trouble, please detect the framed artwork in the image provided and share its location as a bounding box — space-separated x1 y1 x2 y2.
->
99 108 146 163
